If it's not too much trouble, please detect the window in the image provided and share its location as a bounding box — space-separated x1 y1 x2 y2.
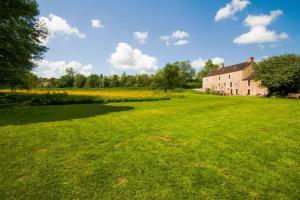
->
236 89 238 94
229 74 231 79
230 82 232 87
219 76 220 80
247 89 250 95
248 80 251 86
224 83 226 86
231 89 233 94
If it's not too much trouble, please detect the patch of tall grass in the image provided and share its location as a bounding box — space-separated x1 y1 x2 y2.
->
0 90 179 106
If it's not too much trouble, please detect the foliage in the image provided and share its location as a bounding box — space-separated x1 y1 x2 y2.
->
175 61 195 87
57 68 75 88
86 74 100 88
254 54 300 96
109 75 120 87
0 0 48 89
74 74 87 88
0 93 299 199
182 81 201 89
3 58 202 90
20 72 39 90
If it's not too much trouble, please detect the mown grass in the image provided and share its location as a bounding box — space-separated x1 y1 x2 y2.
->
0 92 299 199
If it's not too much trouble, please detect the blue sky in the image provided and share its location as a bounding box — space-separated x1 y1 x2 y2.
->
35 0 300 77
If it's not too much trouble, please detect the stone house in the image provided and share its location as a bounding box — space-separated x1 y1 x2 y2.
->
202 57 268 96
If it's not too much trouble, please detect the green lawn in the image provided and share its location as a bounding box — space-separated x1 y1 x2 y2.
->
0 91 299 199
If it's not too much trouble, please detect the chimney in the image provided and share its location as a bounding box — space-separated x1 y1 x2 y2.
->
248 57 254 63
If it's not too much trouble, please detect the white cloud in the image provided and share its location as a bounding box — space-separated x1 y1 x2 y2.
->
233 10 288 44
171 30 189 39
133 31 148 44
39 13 86 44
234 26 280 44
244 10 282 27
35 60 93 78
174 40 189 46
211 57 225 65
215 0 250 21
108 42 158 74
160 30 189 46
91 19 104 29
191 57 224 69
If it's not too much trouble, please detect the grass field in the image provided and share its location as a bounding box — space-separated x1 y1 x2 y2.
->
0 91 299 199
0 88 183 99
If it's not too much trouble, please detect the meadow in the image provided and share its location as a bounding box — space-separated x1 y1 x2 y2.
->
0 90 299 199
0 88 183 105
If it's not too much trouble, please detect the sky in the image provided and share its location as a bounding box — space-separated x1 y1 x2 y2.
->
35 0 300 78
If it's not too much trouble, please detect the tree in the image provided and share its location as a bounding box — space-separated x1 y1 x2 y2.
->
48 78 57 88
0 0 48 91
161 63 180 92
120 72 128 87
74 74 86 88
21 72 39 91
254 54 300 96
175 61 195 87
85 74 99 88
57 68 75 88
136 74 151 87
109 75 120 87
101 76 110 88
125 75 136 87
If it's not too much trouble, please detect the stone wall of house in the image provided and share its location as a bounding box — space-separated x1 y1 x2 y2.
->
203 64 268 96
240 80 268 96
203 70 243 95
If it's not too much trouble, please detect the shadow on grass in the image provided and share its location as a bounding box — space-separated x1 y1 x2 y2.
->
0 104 134 126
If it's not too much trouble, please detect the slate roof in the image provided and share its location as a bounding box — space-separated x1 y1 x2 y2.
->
204 62 250 77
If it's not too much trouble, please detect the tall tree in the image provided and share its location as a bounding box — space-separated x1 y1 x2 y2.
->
86 74 100 88
0 0 48 91
74 74 87 88
161 63 180 92
175 61 195 87
254 54 300 96
101 76 110 88
120 72 128 87
21 72 39 91
109 75 120 87
57 68 75 88
136 74 151 87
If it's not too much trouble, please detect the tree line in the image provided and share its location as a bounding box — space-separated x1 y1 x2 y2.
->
17 60 214 91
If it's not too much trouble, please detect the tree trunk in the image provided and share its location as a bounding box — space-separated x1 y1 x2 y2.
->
11 86 16 93
164 87 167 93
